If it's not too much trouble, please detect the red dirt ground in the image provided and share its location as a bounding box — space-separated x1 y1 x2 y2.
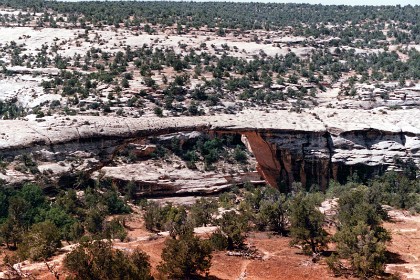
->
384 210 420 280
1 210 418 280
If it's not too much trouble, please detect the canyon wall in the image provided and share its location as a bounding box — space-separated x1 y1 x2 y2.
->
0 109 418 194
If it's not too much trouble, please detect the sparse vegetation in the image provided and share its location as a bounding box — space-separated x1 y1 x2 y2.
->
333 186 391 278
64 240 153 280
0 182 131 261
158 231 213 279
0 1 418 279
289 192 328 255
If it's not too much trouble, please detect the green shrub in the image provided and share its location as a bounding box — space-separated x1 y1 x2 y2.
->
334 186 391 278
64 241 153 280
289 192 328 255
103 218 128 241
233 146 248 163
217 211 249 250
158 234 212 279
18 221 61 261
209 229 229 251
190 198 218 227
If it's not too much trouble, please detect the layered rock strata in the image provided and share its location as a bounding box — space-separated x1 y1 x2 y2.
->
0 108 418 192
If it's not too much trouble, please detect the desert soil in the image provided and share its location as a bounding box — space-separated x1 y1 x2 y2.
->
1 209 419 280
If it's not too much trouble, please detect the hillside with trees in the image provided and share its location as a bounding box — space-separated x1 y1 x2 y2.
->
0 1 419 279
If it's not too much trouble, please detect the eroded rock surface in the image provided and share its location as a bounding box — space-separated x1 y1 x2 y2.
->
0 108 419 192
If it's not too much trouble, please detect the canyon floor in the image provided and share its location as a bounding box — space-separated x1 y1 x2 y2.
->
1 207 418 280
0 4 419 280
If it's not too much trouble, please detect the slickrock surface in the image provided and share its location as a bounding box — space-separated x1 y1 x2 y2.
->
0 108 418 191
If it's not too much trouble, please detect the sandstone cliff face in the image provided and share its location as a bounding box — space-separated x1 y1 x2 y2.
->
238 108 419 190
242 128 416 190
0 109 418 193
241 130 330 190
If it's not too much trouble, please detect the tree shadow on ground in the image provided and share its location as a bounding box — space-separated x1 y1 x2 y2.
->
386 251 407 264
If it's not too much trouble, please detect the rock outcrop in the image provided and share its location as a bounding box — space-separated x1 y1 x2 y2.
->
96 163 262 197
0 108 418 192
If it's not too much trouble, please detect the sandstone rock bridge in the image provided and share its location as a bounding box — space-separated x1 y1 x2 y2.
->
0 108 418 191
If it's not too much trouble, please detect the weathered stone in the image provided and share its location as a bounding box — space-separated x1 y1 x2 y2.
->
0 108 418 192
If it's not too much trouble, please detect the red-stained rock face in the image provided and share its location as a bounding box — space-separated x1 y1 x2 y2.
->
242 130 331 190
0 109 418 193
242 131 280 187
